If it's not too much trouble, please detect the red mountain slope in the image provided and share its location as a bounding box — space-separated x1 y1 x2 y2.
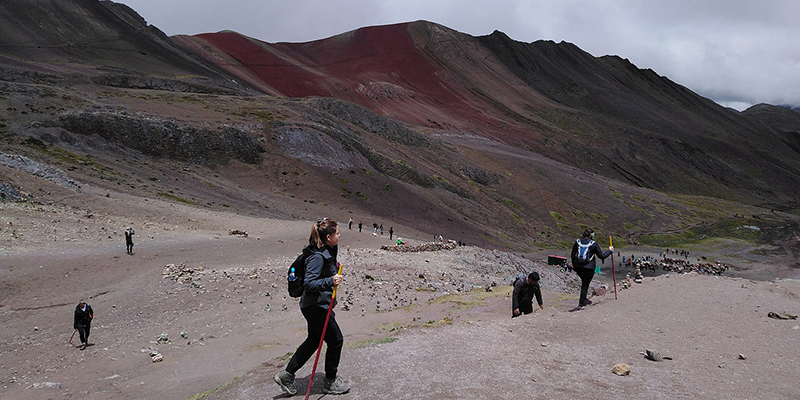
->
176 22 560 148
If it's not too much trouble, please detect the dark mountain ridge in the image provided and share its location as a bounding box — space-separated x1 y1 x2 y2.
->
1 0 799 255
181 21 800 207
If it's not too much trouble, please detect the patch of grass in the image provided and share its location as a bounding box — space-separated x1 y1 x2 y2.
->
624 200 655 217
346 337 399 349
429 294 484 310
571 210 588 219
573 190 591 201
504 198 521 211
187 377 239 400
433 175 450 185
592 212 607 222
550 211 567 222
355 191 368 201
377 322 411 333
608 187 623 200
423 316 453 328
157 192 196 205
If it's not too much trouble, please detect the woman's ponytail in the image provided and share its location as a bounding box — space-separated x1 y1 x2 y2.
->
309 217 337 248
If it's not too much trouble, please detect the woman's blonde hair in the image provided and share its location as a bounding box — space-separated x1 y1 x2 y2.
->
310 217 338 248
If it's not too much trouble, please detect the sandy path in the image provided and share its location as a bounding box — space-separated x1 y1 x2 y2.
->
210 274 800 400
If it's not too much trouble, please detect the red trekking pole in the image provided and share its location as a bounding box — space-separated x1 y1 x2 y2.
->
610 236 617 300
304 263 343 400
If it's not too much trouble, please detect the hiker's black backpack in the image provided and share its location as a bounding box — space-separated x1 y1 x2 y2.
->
288 246 314 298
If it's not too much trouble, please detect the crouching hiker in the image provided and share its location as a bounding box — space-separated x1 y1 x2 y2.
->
512 272 543 318
274 218 350 396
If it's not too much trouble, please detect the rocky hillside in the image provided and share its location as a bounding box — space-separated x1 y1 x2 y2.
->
1 0 799 254
183 21 800 207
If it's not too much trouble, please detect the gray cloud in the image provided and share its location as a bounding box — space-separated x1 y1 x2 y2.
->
120 0 800 110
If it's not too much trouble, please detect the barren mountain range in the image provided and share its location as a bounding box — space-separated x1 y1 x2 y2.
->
2 0 800 258
4 2 800 399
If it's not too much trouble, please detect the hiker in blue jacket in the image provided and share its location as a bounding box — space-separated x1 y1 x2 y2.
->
571 228 613 308
275 217 349 396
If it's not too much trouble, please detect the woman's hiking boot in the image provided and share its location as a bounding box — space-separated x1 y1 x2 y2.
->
323 376 350 394
274 370 297 395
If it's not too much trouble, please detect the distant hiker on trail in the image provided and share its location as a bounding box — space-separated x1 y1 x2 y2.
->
348 217 353 230
372 223 378 234
512 272 543 318
125 227 135 255
389 226 393 240
73 300 93 350
275 218 350 396
571 228 613 309
358 221 362 232
379 224 383 235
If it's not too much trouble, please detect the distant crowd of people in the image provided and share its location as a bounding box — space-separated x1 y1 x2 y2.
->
620 248 730 276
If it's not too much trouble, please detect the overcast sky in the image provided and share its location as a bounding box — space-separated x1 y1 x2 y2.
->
118 0 800 111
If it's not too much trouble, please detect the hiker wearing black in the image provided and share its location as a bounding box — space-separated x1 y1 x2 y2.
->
571 229 613 308
125 227 135 255
512 272 543 317
275 218 349 396
73 300 93 350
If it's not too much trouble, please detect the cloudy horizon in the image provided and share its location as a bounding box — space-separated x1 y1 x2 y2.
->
118 0 800 111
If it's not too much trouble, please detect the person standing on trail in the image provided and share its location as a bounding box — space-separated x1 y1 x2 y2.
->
512 272 543 317
124 227 135 255
358 221 362 233
348 217 353 230
73 300 93 350
571 228 613 309
389 226 393 240
274 218 350 396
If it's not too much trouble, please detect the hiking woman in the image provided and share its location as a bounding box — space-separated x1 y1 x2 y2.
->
571 228 613 308
275 218 349 395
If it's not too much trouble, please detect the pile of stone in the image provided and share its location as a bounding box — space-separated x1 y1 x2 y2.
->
0 182 23 201
0 152 81 192
228 229 248 237
381 242 457 252
162 263 205 286
141 347 163 363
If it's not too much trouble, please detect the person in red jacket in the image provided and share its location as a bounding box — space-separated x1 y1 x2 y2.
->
73 300 93 350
